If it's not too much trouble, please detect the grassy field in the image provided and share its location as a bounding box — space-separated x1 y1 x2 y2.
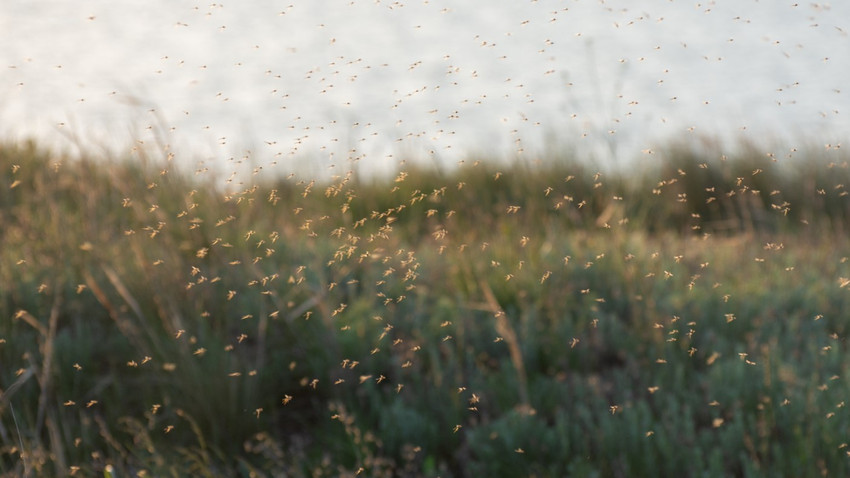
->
2 139 850 477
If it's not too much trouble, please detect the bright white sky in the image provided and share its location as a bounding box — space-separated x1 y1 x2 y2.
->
1 1 848 179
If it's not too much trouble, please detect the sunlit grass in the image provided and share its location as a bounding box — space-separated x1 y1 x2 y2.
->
2 138 850 476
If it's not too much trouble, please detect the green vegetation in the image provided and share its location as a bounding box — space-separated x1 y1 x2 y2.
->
2 139 850 476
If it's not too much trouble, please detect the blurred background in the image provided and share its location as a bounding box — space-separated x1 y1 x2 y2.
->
1 1 848 177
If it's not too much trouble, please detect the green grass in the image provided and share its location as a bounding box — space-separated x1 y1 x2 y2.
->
2 138 850 476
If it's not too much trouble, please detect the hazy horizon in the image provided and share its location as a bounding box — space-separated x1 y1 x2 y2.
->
2 1 848 178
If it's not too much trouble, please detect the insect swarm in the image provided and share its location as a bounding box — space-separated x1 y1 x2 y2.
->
0 1 848 476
